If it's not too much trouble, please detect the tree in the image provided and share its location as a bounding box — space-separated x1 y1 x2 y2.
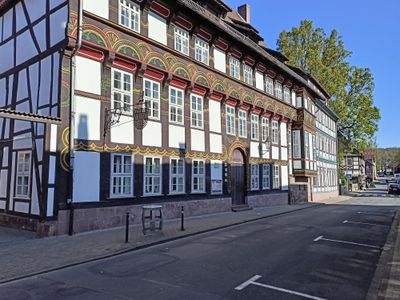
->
277 20 380 151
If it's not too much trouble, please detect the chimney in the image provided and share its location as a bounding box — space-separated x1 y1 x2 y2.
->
238 4 250 23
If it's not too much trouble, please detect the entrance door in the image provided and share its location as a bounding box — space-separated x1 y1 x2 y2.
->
231 149 245 205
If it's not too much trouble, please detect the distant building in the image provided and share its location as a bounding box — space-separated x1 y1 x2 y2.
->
342 153 366 191
363 151 376 181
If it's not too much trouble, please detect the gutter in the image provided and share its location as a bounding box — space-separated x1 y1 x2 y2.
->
68 0 83 235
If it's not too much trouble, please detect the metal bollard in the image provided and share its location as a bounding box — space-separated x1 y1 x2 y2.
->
181 206 185 231
125 212 129 243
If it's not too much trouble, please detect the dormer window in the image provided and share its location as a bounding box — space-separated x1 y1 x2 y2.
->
174 26 189 55
229 56 240 80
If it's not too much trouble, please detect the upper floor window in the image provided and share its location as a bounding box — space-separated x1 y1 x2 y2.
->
190 94 203 129
265 77 274 95
170 158 185 194
174 26 189 55
243 64 253 85
169 86 184 124
305 132 310 160
250 164 259 190
15 151 31 198
229 56 240 80
144 78 160 119
283 86 290 103
261 117 269 142
288 129 292 158
195 38 209 65
119 0 140 33
274 81 283 99
293 130 301 158
111 153 133 197
226 105 236 135
238 110 247 138
251 114 259 140
271 120 279 144
192 160 205 193
112 69 132 113
144 156 161 195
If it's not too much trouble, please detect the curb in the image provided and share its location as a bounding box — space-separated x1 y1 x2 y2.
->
366 209 400 300
0 203 322 286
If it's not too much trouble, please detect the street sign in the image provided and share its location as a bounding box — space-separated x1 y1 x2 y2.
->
346 174 352 180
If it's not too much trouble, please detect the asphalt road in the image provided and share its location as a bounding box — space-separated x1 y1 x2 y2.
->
0 180 399 300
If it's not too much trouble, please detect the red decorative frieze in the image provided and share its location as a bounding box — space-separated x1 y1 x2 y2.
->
284 80 293 88
264 111 272 118
170 78 187 89
244 56 255 66
144 69 165 81
266 69 277 78
196 27 212 42
293 85 301 92
256 63 266 73
210 92 224 101
113 59 137 73
77 47 104 62
229 47 242 59
174 15 193 31
226 98 238 106
252 107 262 115
192 85 207 96
214 38 229 51
276 75 285 84
281 117 289 123
273 114 281 121
149 1 170 18
239 103 250 111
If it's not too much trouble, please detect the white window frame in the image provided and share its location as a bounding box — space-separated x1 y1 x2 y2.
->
15 151 31 198
229 56 240 80
293 130 301 158
195 37 209 65
226 105 236 135
261 117 269 142
238 110 247 138
144 78 160 120
250 164 259 190
170 157 185 194
271 120 279 144
169 86 184 124
174 25 189 55
112 68 133 113
305 131 310 160
110 153 134 198
243 64 253 85
251 114 259 141
119 0 140 33
273 165 280 189
283 86 290 103
265 77 274 95
190 94 204 129
144 156 162 196
192 159 205 193
262 164 270 190
274 81 283 99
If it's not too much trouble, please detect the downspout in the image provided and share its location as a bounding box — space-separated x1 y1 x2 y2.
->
68 0 83 235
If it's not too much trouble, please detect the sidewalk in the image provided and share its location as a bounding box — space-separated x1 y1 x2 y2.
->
0 203 320 284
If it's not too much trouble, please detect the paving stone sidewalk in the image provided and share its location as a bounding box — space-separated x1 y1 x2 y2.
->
0 203 320 283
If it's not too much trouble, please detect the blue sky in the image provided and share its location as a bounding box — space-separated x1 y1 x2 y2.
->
225 0 400 148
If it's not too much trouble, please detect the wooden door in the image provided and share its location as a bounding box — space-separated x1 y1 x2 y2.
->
231 149 245 205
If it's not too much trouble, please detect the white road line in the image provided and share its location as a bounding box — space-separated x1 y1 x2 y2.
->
313 235 381 249
342 220 389 227
235 275 327 300
357 211 390 216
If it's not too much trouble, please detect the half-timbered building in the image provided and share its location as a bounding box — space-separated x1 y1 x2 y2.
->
0 0 338 235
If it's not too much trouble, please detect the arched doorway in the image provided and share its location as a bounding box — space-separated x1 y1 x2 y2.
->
231 149 245 205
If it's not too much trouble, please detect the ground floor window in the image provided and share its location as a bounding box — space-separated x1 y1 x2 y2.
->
273 165 280 189
262 164 270 190
192 160 205 193
15 151 31 198
170 158 185 194
144 156 161 195
111 153 133 197
250 164 259 190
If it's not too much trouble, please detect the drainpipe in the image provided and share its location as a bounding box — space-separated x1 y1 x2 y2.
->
68 0 83 235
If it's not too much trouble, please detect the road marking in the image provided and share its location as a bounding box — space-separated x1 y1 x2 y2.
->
235 275 327 300
342 220 389 227
357 211 390 216
313 235 382 249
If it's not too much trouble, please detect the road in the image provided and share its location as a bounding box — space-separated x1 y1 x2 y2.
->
0 179 399 300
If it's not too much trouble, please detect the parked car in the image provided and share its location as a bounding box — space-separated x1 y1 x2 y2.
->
386 177 397 184
388 179 400 194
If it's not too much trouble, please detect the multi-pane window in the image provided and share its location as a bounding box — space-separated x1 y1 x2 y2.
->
262 164 270 190
174 26 189 55
293 130 301 158
111 153 133 197
250 164 259 190
261 117 269 142
305 132 310 160
251 114 259 140
144 79 160 119
243 64 253 85
195 38 209 65
238 110 247 138
274 81 283 99
265 77 274 95
271 120 279 144
288 129 292 158
15 151 31 198
169 87 184 124
119 0 140 33
283 86 290 103
144 157 161 195
226 105 236 135
190 94 203 129
112 69 132 113
170 158 185 194
229 56 240 79
273 165 280 189
192 160 205 193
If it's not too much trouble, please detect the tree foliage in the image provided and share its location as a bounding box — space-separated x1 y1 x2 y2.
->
277 20 380 151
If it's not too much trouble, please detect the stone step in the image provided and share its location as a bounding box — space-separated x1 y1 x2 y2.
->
231 204 253 212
